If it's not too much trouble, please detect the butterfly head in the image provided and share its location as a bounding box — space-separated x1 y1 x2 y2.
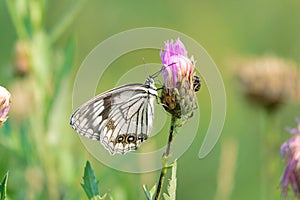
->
144 76 156 89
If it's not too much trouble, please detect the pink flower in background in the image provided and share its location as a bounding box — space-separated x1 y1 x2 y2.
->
286 119 300 135
0 86 11 126
280 119 300 197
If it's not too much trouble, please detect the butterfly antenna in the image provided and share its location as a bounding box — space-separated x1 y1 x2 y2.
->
150 68 162 79
150 62 177 78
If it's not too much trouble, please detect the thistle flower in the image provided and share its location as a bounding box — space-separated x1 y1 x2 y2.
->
154 39 200 200
160 38 199 124
235 56 300 111
0 86 11 126
280 119 300 198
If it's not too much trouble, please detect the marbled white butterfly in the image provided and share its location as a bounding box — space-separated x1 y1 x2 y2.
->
70 77 157 155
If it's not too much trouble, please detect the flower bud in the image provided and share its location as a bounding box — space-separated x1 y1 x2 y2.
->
0 86 11 126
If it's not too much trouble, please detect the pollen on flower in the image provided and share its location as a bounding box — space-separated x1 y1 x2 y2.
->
160 38 200 125
0 86 11 126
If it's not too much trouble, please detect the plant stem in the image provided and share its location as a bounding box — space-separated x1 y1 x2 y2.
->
154 116 177 200
49 0 86 44
259 108 267 200
5 0 29 39
165 116 176 157
155 165 167 200
260 109 281 199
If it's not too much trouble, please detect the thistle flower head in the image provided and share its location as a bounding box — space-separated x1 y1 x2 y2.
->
280 119 300 198
235 56 300 111
160 39 194 90
160 38 199 124
0 86 11 126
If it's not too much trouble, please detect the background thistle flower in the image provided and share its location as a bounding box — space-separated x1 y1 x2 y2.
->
235 56 300 111
160 38 199 125
0 86 11 126
280 119 300 198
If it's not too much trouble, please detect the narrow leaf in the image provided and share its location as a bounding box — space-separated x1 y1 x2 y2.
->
149 184 157 198
143 185 151 200
62 37 75 77
143 184 156 200
163 161 177 200
53 37 75 98
91 194 107 200
45 37 75 129
81 161 100 199
49 0 86 43
0 172 8 200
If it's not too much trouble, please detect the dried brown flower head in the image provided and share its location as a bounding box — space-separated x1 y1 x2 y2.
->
235 56 300 110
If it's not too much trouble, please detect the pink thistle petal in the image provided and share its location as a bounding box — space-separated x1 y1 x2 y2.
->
0 86 11 126
280 119 300 197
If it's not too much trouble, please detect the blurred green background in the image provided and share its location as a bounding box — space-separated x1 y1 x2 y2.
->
1 0 300 199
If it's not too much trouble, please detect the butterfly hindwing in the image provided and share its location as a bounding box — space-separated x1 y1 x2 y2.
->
70 78 157 155
101 95 152 154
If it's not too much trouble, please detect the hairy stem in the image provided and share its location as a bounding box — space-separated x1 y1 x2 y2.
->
154 116 176 200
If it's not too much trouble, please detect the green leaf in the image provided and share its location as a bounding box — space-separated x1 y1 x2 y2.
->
62 37 76 77
163 161 177 200
81 161 100 199
91 194 107 200
44 37 75 129
54 37 75 93
49 0 86 44
143 184 156 200
5 0 30 39
143 185 151 200
149 185 157 199
53 36 75 92
0 172 8 200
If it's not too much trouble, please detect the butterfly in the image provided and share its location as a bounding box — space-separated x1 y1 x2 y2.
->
70 69 201 155
70 76 158 155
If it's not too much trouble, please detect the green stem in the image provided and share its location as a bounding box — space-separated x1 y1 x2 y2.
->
154 116 176 200
49 0 86 44
5 0 29 39
260 108 279 199
165 116 176 157
259 108 267 200
155 166 167 200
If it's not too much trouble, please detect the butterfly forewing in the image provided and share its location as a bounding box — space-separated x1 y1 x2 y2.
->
70 77 157 155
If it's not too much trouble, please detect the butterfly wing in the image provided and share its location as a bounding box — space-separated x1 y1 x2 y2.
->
70 83 157 155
